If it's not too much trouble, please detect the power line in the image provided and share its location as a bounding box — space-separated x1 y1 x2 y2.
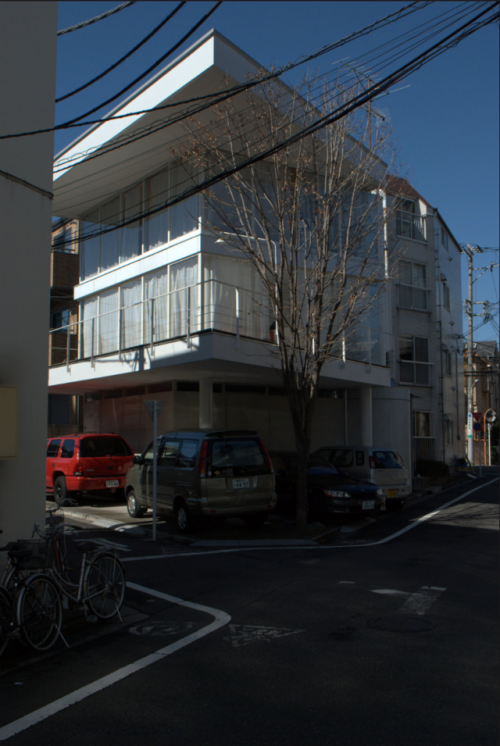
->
56 2 187 103
2 0 430 141
63 2 497 249
53 0 483 178
57 1 136 36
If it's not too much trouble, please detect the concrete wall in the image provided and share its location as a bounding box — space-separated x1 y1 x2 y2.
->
0 2 58 547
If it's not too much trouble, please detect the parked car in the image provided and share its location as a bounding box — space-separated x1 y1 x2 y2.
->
269 451 386 518
46 433 134 505
125 430 276 533
313 445 410 509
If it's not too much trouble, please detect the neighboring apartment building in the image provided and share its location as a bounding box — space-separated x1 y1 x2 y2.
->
386 178 465 470
463 340 499 464
48 219 82 437
47 30 465 479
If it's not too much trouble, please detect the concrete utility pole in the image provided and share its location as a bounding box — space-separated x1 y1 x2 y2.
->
461 244 483 463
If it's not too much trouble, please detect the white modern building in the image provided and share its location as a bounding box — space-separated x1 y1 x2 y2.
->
0 2 58 546
48 30 464 480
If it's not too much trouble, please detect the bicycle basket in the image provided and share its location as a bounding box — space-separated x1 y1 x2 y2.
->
13 539 49 571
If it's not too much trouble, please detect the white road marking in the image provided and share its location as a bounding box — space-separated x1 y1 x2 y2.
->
371 588 409 597
129 621 195 636
224 624 305 648
0 583 230 742
122 478 499 563
397 586 446 616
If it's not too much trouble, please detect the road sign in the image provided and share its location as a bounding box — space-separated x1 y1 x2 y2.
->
467 412 473 438
143 399 165 421
473 422 482 432
472 412 482 422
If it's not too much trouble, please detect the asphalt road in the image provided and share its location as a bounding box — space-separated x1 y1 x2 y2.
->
1 476 498 745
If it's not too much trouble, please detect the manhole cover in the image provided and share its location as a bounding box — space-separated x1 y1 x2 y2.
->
368 615 436 632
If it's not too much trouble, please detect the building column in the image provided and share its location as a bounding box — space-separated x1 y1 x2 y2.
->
360 386 373 446
199 379 213 429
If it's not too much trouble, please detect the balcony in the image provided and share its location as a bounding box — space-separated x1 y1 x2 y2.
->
399 360 432 386
398 283 430 311
396 210 426 243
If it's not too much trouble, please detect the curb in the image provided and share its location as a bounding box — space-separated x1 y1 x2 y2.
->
62 509 147 536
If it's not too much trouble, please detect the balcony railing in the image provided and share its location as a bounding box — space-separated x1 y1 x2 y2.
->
399 360 433 386
396 210 426 242
48 278 385 371
398 283 430 311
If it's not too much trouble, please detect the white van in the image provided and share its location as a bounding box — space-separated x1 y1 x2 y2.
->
313 445 411 509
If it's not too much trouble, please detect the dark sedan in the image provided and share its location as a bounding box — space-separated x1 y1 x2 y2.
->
269 451 386 517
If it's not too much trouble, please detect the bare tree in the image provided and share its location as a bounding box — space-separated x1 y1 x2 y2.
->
175 72 404 527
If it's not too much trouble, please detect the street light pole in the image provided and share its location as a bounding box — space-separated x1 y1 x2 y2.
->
461 244 483 464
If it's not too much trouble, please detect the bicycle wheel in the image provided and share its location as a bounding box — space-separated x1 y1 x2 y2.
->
0 586 12 657
16 574 62 652
84 553 125 619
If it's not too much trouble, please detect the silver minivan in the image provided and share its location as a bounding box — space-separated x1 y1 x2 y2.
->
313 445 411 508
125 430 277 532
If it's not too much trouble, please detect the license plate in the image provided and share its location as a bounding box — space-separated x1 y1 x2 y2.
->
362 500 375 510
233 478 250 489
106 480 120 488
387 489 397 498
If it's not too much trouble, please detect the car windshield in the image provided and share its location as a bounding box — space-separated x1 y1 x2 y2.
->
80 437 132 458
372 450 405 469
208 439 270 477
285 454 339 476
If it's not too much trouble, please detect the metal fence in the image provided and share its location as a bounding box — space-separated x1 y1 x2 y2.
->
396 210 426 242
399 360 432 386
398 284 429 311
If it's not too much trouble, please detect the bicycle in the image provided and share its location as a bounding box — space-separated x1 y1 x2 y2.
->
0 543 65 657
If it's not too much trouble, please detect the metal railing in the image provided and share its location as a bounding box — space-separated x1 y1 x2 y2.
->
398 283 429 311
396 210 426 242
399 360 433 386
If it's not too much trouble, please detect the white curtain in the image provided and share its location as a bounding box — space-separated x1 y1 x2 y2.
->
100 198 120 271
170 163 199 240
121 185 142 262
145 170 169 251
99 287 119 353
121 279 142 348
203 255 268 340
81 297 98 357
80 210 100 280
144 268 169 343
170 256 199 337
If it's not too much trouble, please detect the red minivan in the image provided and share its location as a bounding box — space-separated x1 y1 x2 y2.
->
46 433 134 505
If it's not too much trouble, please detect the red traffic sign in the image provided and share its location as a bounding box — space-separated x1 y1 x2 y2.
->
472 412 483 422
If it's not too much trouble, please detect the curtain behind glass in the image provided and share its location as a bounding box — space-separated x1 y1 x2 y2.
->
121 185 142 262
145 170 169 251
99 287 119 354
81 210 100 280
171 164 199 240
144 267 169 343
100 198 120 271
81 297 98 357
170 256 198 337
121 279 142 348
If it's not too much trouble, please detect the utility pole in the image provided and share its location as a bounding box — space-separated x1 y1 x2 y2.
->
461 244 483 464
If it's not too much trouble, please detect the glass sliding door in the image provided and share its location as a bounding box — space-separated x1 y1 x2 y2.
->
100 198 121 271
121 185 142 262
80 209 100 280
144 267 169 343
99 287 119 353
121 279 142 348
170 256 199 337
145 169 169 251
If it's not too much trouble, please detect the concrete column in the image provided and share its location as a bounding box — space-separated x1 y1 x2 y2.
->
199 379 213 430
360 386 373 446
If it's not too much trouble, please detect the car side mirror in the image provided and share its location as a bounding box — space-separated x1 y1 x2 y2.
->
133 455 142 465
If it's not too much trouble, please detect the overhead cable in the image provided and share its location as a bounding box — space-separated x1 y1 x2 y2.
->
1 0 429 140
57 1 136 36
69 2 498 248
56 2 187 102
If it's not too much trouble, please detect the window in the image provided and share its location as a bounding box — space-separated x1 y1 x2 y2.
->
47 439 61 457
177 440 198 469
51 308 71 331
443 283 450 311
61 439 75 458
356 451 364 466
399 336 429 362
330 449 354 468
399 261 427 310
445 419 453 444
444 349 452 376
441 227 449 250
413 412 430 437
159 440 179 467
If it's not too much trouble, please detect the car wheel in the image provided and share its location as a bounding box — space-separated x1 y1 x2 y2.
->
53 476 74 507
176 500 193 534
245 513 268 529
127 490 146 518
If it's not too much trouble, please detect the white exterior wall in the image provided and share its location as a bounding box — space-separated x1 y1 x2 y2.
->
0 2 58 547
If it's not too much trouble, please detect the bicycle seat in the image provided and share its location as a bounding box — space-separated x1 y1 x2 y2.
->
74 541 102 553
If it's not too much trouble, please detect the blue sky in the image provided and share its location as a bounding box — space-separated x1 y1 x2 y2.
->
54 1 499 342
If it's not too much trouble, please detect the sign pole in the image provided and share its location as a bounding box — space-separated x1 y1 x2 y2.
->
152 402 158 541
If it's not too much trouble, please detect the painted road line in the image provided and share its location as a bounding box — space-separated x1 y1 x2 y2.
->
397 586 446 616
0 584 231 742
224 624 306 648
122 478 499 564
